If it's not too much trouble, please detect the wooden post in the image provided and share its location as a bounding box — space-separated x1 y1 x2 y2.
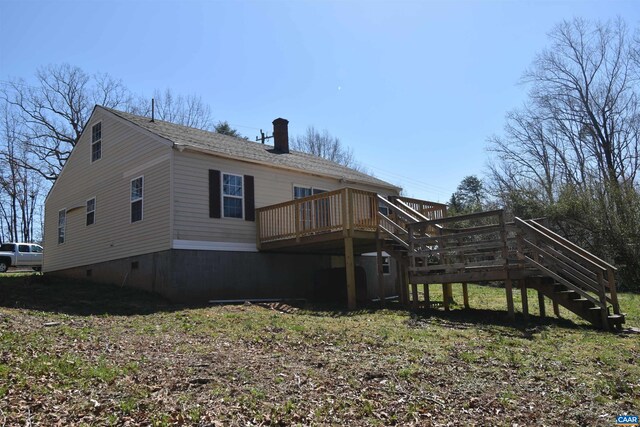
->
411 283 419 309
341 189 349 236
537 291 546 318
394 257 406 306
376 236 385 308
553 301 561 318
256 210 262 250
607 268 620 315
424 283 431 308
505 279 515 320
520 281 529 321
499 212 514 320
596 269 609 331
344 237 357 310
442 283 450 311
294 199 301 242
462 282 469 309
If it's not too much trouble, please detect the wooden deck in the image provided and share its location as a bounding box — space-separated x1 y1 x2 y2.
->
255 188 623 329
256 188 379 253
256 188 447 308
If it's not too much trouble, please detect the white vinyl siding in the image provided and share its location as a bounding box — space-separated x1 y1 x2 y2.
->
43 108 171 272
172 150 398 245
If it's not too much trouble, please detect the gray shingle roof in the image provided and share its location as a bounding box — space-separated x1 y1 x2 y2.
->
101 106 400 191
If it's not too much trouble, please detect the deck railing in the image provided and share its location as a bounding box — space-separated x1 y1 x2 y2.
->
256 188 378 246
391 196 447 220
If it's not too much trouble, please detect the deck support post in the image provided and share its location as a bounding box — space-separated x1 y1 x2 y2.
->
424 283 430 308
344 237 357 310
462 282 469 309
520 281 529 321
505 279 515 320
376 237 385 308
411 283 419 309
442 283 451 311
537 291 546 318
553 301 561 318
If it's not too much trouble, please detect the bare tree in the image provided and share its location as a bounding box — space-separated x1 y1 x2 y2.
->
292 126 362 170
488 18 640 288
0 63 134 181
133 88 213 130
0 105 43 243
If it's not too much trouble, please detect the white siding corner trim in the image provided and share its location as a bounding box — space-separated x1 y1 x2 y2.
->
172 239 258 252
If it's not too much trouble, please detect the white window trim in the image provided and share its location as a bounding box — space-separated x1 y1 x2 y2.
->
131 176 144 223
86 197 96 226
91 121 102 163
292 184 329 199
221 172 244 219
58 209 66 245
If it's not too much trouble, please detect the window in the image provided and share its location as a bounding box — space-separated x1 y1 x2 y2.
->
18 245 30 253
293 186 329 229
294 186 312 199
58 209 66 244
222 173 243 218
131 176 143 223
293 186 327 199
382 257 390 275
91 122 102 162
86 197 96 226
31 245 43 253
378 200 390 216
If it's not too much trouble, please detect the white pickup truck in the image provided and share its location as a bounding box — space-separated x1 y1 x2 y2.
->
0 242 44 272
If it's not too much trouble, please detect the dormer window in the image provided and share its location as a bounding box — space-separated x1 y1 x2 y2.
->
91 122 102 162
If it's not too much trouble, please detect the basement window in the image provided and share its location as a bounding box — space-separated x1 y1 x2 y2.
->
91 122 102 162
383 257 390 275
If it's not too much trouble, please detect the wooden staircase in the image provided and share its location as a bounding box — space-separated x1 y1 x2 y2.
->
375 200 625 331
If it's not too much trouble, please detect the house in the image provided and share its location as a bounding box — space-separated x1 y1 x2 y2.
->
43 106 625 330
43 106 408 305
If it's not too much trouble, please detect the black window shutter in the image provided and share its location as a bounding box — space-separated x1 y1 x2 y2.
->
244 175 255 222
209 170 221 218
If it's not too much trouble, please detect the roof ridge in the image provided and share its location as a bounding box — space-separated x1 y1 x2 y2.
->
97 105 400 192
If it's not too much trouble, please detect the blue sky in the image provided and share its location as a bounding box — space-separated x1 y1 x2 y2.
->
1 0 638 202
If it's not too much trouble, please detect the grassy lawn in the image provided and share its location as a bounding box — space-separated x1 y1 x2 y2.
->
0 274 638 426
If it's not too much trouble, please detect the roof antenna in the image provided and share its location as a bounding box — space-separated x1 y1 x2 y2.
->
255 129 273 144
151 98 155 122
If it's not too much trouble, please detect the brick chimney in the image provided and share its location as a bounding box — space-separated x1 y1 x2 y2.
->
272 118 289 153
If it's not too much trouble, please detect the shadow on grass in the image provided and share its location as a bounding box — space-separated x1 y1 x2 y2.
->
298 298 593 335
0 274 188 316
411 304 590 335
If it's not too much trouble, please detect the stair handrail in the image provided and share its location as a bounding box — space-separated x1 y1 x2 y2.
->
377 195 420 224
515 218 609 274
514 217 612 320
525 219 617 271
378 212 409 237
519 218 620 315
